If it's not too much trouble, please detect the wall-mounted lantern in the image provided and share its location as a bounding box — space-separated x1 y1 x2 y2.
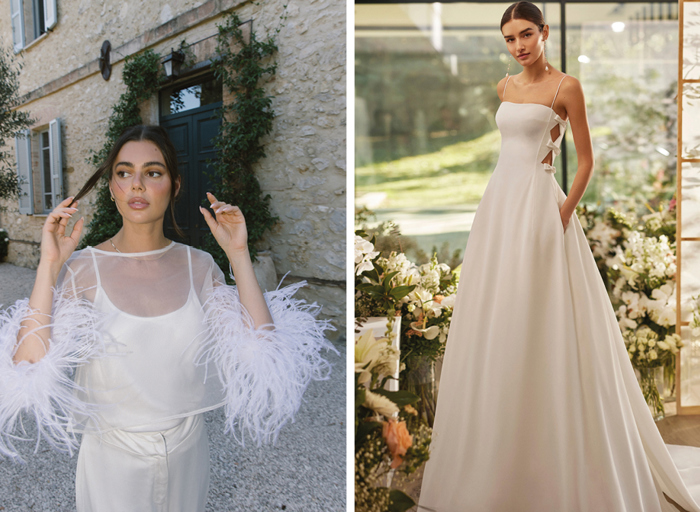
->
162 49 185 79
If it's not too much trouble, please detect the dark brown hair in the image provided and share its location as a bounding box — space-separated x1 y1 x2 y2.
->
71 125 183 237
500 2 546 31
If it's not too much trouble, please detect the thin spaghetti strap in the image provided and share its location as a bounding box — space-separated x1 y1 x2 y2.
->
90 248 102 287
503 75 512 100
550 75 567 109
186 245 194 290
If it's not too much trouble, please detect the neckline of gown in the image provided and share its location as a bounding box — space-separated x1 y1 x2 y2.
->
88 240 177 257
500 100 568 122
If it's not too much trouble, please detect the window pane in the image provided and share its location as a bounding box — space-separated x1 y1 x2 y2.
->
682 83 700 159
681 161 700 239
42 131 52 211
159 75 223 116
683 2 700 80
565 3 677 209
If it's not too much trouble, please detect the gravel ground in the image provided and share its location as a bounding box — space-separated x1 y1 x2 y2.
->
0 263 346 511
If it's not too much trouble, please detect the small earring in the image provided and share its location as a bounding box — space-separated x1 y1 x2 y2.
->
544 40 549 71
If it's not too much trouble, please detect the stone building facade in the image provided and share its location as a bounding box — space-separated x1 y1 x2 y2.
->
0 0 346 340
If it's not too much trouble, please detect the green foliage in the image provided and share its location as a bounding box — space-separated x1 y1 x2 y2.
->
0 43 34 203
78 50 162 248
388 490 415 512
204 12 280 263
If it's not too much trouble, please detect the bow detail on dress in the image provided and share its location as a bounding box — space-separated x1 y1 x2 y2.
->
543 163 556 174
546 140 562 158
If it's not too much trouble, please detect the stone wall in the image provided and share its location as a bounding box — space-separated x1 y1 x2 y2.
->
0 0 346 340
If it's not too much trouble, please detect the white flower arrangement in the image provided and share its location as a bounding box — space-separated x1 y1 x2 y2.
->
355 234 459 360
623 326 682 368
578 202 683 417
355 329 400 388
355 235 380 276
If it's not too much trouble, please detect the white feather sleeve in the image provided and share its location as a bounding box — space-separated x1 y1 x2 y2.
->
0 289 104 461
198 279 338 446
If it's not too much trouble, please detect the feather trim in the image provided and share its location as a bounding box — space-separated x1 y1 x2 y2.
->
199 280 338 446
0 291 104 461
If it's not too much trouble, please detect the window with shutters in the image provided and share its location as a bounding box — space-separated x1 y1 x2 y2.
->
10 0 57 51
15 118 63 215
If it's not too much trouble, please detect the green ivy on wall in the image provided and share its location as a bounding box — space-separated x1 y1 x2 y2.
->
202 11 280 271
78 49 162 248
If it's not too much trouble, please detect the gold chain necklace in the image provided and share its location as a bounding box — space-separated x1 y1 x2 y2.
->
109 238 122 253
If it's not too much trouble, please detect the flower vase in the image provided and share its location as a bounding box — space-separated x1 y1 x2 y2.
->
404 355 437 427
663 359 676 401
637 366 665 421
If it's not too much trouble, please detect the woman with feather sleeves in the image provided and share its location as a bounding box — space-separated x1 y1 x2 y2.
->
0 125 336 511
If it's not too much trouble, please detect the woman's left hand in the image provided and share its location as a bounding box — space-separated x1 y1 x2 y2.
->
560 208 571 233
200 192 248 254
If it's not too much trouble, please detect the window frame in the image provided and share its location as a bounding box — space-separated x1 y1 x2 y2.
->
15 118 63 215
10 0 56 52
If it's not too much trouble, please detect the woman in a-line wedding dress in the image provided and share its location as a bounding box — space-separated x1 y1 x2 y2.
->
417 3 700 512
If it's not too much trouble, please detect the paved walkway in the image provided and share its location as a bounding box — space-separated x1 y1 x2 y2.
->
0 263 346 511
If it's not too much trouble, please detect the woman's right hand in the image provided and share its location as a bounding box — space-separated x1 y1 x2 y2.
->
40 196 84 274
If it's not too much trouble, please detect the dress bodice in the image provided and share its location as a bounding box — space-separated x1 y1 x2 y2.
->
494 75 569 175
72 243 225 433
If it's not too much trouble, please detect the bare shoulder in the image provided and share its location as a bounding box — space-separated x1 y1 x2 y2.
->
559 75 584 101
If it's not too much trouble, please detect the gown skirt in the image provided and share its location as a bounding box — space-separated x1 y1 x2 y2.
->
417 97 700 512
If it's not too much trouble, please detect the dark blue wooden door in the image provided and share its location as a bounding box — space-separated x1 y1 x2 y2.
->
160 101 222 247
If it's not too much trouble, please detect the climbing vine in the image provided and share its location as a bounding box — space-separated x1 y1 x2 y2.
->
202 11 280 268
79 50 162 248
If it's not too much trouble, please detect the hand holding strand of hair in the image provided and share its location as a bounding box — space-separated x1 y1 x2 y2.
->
39 196 85 277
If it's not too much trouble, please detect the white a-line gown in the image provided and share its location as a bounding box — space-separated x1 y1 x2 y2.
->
417 75 700 512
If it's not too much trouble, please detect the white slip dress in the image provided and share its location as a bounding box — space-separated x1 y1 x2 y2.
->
417 75 700 512
75 244 212 512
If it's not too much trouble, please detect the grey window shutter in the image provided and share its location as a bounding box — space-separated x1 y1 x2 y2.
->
49 118 63 208
10 0 24 51
43 0 57 30
15 130 33 214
